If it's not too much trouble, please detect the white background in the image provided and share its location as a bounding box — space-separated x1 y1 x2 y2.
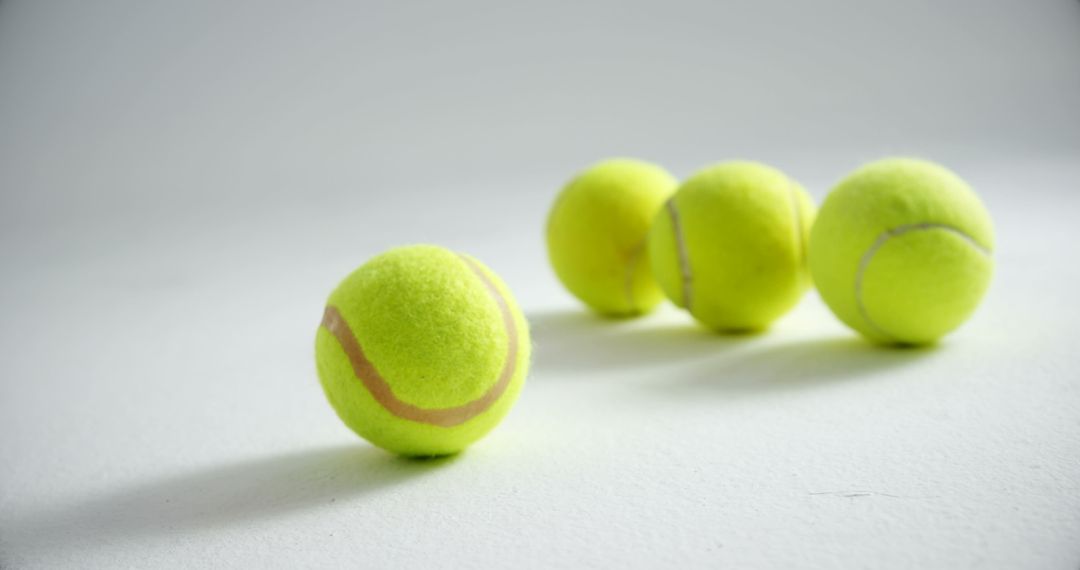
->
2 1 1079 568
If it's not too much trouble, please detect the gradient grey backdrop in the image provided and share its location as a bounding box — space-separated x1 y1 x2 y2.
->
2 0 1078 229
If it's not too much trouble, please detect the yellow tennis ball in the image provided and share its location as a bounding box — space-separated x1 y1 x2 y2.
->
546 158 677 316
315 245 530 457
647 161 816 331
809 158 995 345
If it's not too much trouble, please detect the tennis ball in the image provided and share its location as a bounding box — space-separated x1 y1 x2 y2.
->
546 158 677 316
647 161 816 331
315 245 530 457
809 158 994 346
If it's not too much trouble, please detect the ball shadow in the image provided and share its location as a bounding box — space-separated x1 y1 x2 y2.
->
9 444 456 548
661 337 938 396
527 307 939 397
528 308 757 374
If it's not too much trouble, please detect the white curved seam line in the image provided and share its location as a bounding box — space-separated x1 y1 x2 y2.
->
667 199 694 311
623 241 644 313
854 223 992 342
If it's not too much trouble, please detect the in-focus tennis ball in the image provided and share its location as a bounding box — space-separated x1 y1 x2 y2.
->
315 245 530 457
809 158 994 346
546 158 677 316
647 161 816 331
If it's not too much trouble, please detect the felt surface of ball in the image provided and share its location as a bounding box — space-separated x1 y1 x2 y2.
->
647 161 816 331
546 158 677 316
809 158 995 345
315 245 530 456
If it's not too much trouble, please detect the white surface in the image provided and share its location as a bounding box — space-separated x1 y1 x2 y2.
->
2 1 1080 568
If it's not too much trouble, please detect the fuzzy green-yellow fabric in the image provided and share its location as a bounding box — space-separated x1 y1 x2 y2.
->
546 158 677 316
809 158 995 346
647 161 816 331
315 245 530 456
